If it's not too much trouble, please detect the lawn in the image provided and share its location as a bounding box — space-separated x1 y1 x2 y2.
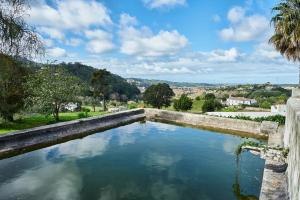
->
191 100 205 113
0 111 106 134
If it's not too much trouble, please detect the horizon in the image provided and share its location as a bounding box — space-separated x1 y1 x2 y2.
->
27 0 297 84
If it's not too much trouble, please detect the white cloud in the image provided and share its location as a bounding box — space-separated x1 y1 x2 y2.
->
39 27 65 40
227 6 245 23
47 47 67 58
219 7 269 41
205 48 241 62
143 0 186 9
85 29 115 54
27 0 112 31
119 14 188 57
65 38 83 47
253 42 281 60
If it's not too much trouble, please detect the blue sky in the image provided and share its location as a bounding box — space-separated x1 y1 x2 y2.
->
27 0 296 84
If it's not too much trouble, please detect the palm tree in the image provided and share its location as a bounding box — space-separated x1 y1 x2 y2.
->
269 0 300 86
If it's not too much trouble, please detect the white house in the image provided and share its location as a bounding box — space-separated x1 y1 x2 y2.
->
226 97 257 106
271 104 287 114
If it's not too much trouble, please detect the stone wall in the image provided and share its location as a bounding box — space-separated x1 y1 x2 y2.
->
145 108 273 138
0 109 145 158
284 96 300 200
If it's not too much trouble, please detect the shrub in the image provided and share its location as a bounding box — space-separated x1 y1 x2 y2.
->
259 101 272 109
173 94 193 111
204 93 216 100
202 99 223 113
254 115 286 125
128 103 137 109
195 96 201 101
77 112 86 119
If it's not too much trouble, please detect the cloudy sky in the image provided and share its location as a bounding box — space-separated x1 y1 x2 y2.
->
27 0 296 84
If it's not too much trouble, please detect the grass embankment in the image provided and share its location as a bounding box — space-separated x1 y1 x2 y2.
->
0 111 106 134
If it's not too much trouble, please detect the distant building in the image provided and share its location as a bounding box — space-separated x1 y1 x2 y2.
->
63 103 80 112
226 97 257 106
271 105 287 114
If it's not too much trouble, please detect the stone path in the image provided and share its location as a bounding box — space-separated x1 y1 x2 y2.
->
259 128 289 200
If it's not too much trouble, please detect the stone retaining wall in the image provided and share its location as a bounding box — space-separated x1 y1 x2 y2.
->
284 97 300 200
0 109 145 158
145 108 274 137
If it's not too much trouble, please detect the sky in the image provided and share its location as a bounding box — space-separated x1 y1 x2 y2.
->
26 0 297 84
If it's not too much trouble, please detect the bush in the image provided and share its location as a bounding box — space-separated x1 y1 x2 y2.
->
259 101 272 109
80 107 90 118
128 103 137 109
202 99 223 113
173 94 193 111
233 114 285 125
254 115 286 125
204 93 216 100
77 112 86 119
195 96 201 101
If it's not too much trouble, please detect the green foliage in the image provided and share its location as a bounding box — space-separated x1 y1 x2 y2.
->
0 54 28 121
204 93 216 100
58 63 140 100
77 112 86 119
233 115 286 125
128 103 137 109
191 99 205 112
0 111 106 134
259 101 272 109
202 99 223 113
173 94 193 111
91 69 111 111
143 83 175 109
235 141 265 156
0 0 44 58
254 115 286 125
221 106 240 112
25 67 83 121
195 96 201 101
270 0 300 64
80 107 90 118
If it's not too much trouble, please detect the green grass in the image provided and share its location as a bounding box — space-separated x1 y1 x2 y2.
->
191 100 204 113
0 111 106 134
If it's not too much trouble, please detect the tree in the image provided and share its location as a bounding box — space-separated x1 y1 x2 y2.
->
204 93 216 100
0 0 44 58
173 94 193 111
202 99 223 113
269 0 300 86
26 67 82 121
143 83 175 109
91 69 111 111
0 54 27 121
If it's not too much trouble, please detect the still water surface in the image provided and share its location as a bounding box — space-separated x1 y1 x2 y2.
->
0 121 265 200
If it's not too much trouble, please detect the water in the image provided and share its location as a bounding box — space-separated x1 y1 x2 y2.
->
0 121 265 200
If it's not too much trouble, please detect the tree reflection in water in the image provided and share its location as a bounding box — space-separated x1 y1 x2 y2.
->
233 153 259 200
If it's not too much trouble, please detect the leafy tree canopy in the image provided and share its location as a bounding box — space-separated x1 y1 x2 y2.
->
202 99 223 113
0 0 44 58
204 93 216 100
143 83 175 109
174 94 193 111
0 54 27 121
25 67 83 121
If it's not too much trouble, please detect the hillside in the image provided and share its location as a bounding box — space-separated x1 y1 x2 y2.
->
127 78 216 88
26 62 140 100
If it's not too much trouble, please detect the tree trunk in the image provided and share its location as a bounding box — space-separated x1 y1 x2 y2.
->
103 98 107 111
4 114 14 122
93 105 96 112
53 104 60 122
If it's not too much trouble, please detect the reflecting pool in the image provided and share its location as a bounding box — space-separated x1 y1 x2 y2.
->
0 121 265 200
